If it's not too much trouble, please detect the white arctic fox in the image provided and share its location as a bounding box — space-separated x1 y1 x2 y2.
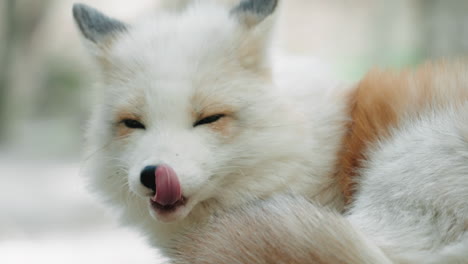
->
74 0 468 263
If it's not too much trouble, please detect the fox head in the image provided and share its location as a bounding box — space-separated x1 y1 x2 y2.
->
75 0 319 237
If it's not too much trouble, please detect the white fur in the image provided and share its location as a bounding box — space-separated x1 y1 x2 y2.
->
82 0 347 251
170 195 392 264
79 1 468 263
347 103 468 263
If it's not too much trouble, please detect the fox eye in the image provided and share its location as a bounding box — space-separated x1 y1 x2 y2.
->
121 119 146 129
194 114 225 127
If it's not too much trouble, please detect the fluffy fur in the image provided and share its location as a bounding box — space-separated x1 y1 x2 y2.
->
75 0 468 263
77 0 346 252
345 63 468 263
170 195 392 264
170 63 468 263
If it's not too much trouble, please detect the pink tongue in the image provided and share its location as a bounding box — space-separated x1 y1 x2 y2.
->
152 165 182 206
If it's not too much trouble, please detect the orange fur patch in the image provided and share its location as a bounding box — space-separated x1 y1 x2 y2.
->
206 115 235 137
191 91 238 138
337 61 468 203
114 111 143 138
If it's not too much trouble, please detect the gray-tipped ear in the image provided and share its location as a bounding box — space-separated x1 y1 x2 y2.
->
231 0 278 28
73 3 127 44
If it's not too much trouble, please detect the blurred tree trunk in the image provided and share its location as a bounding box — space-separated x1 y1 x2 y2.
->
0 0 15 142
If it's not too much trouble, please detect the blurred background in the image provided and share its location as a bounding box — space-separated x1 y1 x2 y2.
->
1 0 468 263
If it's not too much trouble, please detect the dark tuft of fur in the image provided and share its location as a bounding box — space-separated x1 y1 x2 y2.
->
231 0 278 26
72 3 127 43
234 0 278 16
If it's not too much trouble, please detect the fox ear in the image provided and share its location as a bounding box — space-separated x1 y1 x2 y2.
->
73 3 127 46
230 0 278 28
230 0 278 73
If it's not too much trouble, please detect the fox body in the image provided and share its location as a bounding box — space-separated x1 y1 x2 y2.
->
74 0 468 263
172 63 468 264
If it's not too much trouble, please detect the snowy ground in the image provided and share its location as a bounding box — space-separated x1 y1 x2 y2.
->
0 157 164 264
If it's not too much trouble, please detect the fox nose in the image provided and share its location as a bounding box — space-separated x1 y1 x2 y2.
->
140 164 182 206
140 165 157 192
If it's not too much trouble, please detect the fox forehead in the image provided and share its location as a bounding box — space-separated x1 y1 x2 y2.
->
107 5 240 79
109 75 252 125
98 2 272 126
104 59 268 131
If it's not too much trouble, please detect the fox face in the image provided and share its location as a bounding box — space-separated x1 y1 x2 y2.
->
76 0 319 228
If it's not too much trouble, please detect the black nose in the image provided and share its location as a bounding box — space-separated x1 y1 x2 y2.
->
140 165 157 192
